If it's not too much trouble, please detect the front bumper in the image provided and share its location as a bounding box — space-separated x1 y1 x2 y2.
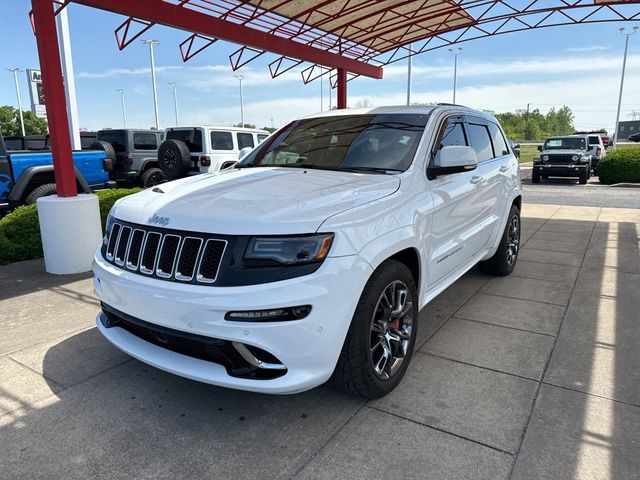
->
92 251 372 394
533 164 588 177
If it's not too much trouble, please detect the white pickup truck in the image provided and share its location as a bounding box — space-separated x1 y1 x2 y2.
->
93 105 522 398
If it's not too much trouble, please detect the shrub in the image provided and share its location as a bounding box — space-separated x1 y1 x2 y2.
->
0 188 142 265
598 147 640 185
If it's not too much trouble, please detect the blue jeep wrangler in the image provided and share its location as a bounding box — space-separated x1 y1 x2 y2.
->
0 129 115 214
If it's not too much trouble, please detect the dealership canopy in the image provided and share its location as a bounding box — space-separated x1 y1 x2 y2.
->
30 0 640 197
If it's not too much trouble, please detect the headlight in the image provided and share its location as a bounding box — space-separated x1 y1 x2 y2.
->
572 155 579 161
542 155 549 161
244 234 334 266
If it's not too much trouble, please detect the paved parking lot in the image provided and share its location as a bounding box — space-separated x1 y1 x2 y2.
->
1 203 639 479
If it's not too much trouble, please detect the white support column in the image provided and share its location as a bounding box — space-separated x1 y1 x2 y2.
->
56 6 81 150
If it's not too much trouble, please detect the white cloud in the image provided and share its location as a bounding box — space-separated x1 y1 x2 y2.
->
383 53 640 80
565 45 609 52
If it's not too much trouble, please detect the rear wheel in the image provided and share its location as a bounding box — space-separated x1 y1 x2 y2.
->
140 168 165 188
479 205 520 276
25 183 57 205
332 260 418 399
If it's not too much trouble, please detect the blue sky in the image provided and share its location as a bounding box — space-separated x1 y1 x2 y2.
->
1 1 639 133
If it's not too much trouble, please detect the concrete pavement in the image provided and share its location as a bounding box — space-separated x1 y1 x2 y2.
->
1 204 639 479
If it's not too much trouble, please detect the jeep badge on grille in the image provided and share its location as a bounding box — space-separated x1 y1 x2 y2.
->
148 214 170 227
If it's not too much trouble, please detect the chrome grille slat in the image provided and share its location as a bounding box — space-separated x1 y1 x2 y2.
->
114 226 132 267
126 229 146 270
197 239 227 284
104 221 226 285
140 232 162 275
156 234 181 278
175 237 203 282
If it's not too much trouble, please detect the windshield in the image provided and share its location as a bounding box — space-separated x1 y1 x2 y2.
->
544 137 586 150
238 114 429 173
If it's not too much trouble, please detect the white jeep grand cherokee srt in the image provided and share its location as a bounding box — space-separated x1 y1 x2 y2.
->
93 105 522 399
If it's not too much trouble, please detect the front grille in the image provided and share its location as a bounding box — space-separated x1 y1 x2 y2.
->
547 154 574 164
104 219 227 285
100 303 286 380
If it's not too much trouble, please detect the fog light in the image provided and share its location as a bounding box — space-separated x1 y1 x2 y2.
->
225 305 312 322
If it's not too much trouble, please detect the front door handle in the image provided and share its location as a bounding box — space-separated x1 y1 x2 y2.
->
499 165 509 172
470 175 483 184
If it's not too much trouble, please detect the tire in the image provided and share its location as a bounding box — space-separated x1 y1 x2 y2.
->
542 174 549 180
579 171 588 184
532 172 541 184
157 139 191 179
140 167 165 188
89 141 116 172
332 260 418 399
25 183 57 205
479 205 520 276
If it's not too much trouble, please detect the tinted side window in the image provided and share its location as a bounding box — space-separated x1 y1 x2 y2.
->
237 132 255 150
466 124 494 162
133 133 158 150
98 131 127 152
588 136 599 145
438 121 466 149
488 123 509 157
257 134 269 144
165 129 203 152
211 131 234 150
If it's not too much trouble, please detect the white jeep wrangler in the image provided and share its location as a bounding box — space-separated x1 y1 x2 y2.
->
93 105 522 398
158 126 270 179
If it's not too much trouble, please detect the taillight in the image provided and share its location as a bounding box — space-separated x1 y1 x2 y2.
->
103 158 114 172
596 147 602 156
200 155 211 167
123 154 134 166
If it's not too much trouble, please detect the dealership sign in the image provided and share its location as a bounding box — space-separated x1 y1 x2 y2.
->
27 68 47 119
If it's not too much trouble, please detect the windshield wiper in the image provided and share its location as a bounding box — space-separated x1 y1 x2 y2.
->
339 166 402 174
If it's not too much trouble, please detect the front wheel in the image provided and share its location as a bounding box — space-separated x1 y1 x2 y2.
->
140 168 165 188
579 171 588 184
25 183 57 205
332 260 418 398
479 205 520 276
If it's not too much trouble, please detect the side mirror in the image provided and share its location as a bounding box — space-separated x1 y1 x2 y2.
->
429 145 478 177
238 147 253 160
537 145 542 152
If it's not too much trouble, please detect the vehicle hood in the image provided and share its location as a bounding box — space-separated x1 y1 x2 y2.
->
111 167 401 235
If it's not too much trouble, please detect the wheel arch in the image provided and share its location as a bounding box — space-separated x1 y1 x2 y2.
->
357 226 423 294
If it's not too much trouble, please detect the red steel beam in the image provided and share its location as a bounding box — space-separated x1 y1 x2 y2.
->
32 0 77 197
69 0 383 79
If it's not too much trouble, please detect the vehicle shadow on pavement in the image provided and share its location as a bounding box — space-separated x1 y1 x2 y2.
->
0 258 92 302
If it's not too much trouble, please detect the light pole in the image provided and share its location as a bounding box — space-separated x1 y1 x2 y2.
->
406 43 413 106
6 68 25 136
448 47 462 104
116 89 127 128
613 27 638 147
234 74 244 127
169 82 179 126
141 39 160 129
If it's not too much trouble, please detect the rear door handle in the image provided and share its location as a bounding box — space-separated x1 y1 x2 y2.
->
499 165 509 172
470 175 483 184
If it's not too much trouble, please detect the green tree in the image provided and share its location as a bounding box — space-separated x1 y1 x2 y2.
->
233 122 257 129
261 126 277 133
0 106 48 135
495 105 575 141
